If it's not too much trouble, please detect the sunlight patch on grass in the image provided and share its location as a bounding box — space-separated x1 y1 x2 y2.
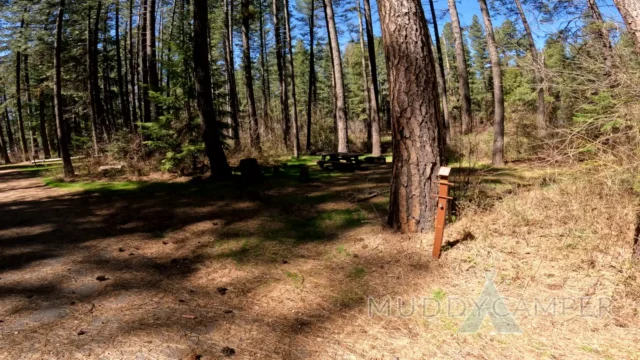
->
43 178 147 193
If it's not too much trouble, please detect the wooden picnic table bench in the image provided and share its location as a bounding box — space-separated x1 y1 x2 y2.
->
317 152 364 171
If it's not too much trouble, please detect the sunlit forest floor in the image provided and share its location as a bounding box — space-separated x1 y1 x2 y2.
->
0 157 638 359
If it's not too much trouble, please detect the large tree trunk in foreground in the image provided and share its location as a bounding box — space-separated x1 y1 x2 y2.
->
614 0 640 56
284 0 300 157
363 0 381 156
478 0 505 166
193 0 231 178
514 0 546 137
241 0 261 150
429 0 450 145
54 0 74 177
378 0 443 233
323 0 349 153
447 0 473 135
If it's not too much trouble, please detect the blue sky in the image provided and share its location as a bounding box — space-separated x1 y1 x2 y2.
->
339 0 625 49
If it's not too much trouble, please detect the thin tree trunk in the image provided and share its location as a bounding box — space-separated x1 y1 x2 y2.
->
147 0 160 120
356 0 372 150
428 0 450 145
447 0 473 134
378 0 443 233
363 0 381 156
38 92 51 159
87 6 100 156
259 0 271 139
223 0 241 148
129 0 139 127
54 0 74 177
103 8 115 136
273 0 291 151
283 0 300 157
116 0 132 130
140 0 151 124
193 0 231 178
3 93 16 154
514 0 546 137
0 96 10 163
323 0 348 152
241 0 261 150
16 15 29 162
92 1 108 140
478 0 504 165
23 54 40 160
306 0 315 153
613 0 640 56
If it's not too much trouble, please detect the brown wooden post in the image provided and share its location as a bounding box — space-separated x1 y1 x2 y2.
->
433 167 452 258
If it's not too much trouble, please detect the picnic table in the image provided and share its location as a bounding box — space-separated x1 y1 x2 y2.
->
317 152 364 171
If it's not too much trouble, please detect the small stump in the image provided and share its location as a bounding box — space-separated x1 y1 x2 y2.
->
239 158 263 183
298 166 310 183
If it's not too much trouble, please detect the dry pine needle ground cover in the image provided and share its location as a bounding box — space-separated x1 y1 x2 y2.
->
0 161 638 359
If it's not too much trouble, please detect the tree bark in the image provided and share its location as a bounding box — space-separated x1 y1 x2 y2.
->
38 92 51 159
306 0 315 153
613 0 640 56
259 0 271 138
223 0 241 148
116 0 132 130
357 0 372 152
93 2 109 140
447 0 473 135
514 0 546 137
3 92 16 154
363 0 381 156
140 0 152 124
241 0 261 150
0 96 10 163
23 54 40 160
284 0 300 157
87 6 101 155
147 0 160 121
378 0 443 233
478 0 505 166
193 0 232 178
54 0 74 177
102 9 115 136
129 0 139 127
273 0 291 151
323 0 348 152
16 15 29 162
428 0 450 145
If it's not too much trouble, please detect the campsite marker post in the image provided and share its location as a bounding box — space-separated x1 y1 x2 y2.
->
432 167 453 258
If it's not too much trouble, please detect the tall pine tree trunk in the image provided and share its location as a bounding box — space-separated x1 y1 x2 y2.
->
447 0 473 134
478 0 504 165
102 9 115 137
54 0 74 177
87 6 100 155
38 93 51 159
306 0 315 153
223 0 241 148
363 0 381 156
273 0 291 151
193 0 231 178
0 96 9 163
147 0 160 120
242 0 261 149
140 0 152 124
23 54 40 160
323 0 348 152
259 0 271 139
129 0 139 127
16 15 29 162
514 0 546 137
357 0 372 151
116 0 132 129
613 0 640 56
428 0 450 145
3 92 16 155
378 0 443 233
284 0 300 157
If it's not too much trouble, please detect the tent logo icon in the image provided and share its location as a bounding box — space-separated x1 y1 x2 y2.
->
458 272 522 334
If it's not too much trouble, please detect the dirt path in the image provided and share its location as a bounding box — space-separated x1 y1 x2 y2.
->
1 165 638 359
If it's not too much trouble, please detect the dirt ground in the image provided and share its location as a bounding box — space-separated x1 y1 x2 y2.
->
0 163 639 359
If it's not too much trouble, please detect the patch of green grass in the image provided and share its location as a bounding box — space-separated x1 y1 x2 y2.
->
285 270 304 287
336 245 351 256
348 266 367 279
267 209 366 243
432 288 446 301
44 178 146 193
